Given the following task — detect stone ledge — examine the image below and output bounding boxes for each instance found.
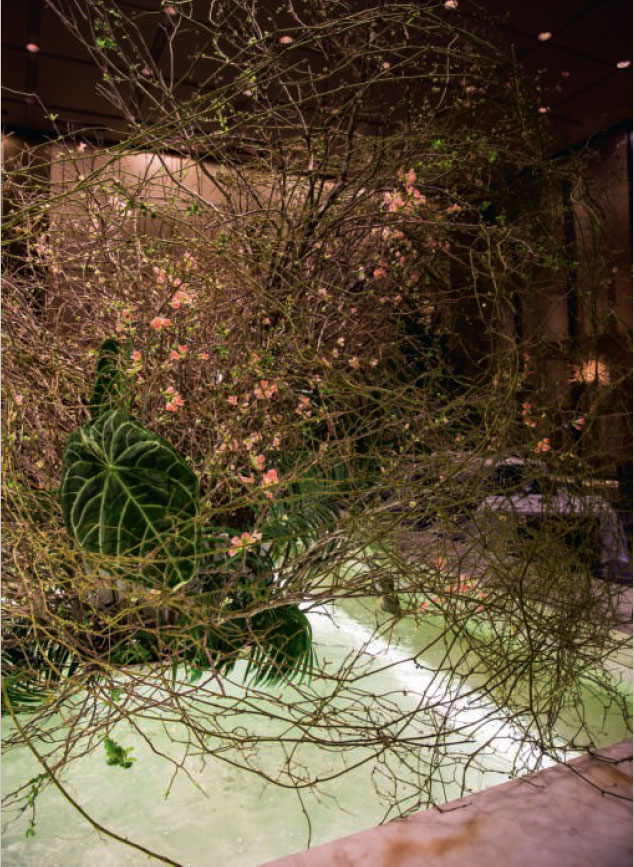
[261,739,633,867]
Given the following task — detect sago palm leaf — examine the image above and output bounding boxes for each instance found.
[244,605,314,686]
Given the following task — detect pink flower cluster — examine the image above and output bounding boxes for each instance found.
[164,386,184,412]
[383,170,426,215]
[151,316,171,331]
[229,531,262,557]
[169,288,195,309]
[261,468,278,499]
[521,401,537,428]
[254,379,278,400]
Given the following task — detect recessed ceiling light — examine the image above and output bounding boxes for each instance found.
[537,32,552,42]
[25,43,40,53]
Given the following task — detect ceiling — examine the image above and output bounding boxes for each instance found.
[2,0,632,150]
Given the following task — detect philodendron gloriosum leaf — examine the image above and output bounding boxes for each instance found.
[60,409,200,589]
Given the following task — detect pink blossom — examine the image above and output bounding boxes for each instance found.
[571,417,585,431]
[254,454,266,469]
[14,394,24,405]
[279,35,294,44]
[170,349,180,360]
[153,266,167,284]
[169,288,194,309]
[238,474,255,485]
[373,266,387,279]
[165,392,184,411]
[534,438,551,453]
[200,352,209,360]
[229,530,262,557]
[348,356,360,370]
[150,316,171,331]
[227,395,238,406]
[130,350,141,362]
[262,468,278,486]
[403,168,417,185]
[255,380,278,399]
[537,32,552,41]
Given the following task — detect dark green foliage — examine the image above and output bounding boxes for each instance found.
[2,666,52,715]
[89,338,126,420]
[103,736,135,768]
[60,408,200,589]
[245,606,314,686]
[1,637,75,714]
[264,463,343,568]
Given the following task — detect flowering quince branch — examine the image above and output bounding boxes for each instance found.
[228,531,262,557]
[4,2,630,861]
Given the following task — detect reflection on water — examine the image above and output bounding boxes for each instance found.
[2,599,631,867]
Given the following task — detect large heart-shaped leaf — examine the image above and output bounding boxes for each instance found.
[60,409,200,589]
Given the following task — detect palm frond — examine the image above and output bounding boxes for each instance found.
[263,462,344,568]
[244,605,314,686]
